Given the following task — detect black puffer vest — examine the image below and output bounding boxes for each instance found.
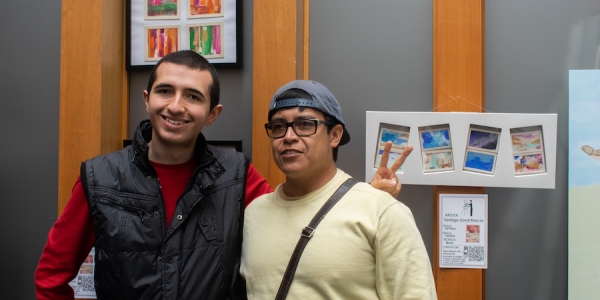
[81,120,247,299]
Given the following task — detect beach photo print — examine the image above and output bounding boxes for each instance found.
[422,149,454,172]
[374,123,410,172]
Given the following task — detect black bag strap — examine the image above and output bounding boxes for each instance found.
[275,177,358,300]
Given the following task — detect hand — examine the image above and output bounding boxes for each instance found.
[370,142,413,198]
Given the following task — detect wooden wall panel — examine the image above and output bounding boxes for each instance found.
[252,0,308,187]
[58,0,126,214]
[433,0,485,299]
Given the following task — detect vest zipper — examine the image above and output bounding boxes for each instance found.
[97,198,149,222]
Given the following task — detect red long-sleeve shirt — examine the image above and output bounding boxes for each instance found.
[34,161,273,299]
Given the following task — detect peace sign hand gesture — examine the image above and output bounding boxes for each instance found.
[370,141,413,198]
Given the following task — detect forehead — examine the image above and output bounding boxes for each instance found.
[270,107,324,120]
[154,62,212,91]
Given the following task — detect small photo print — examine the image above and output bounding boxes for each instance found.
[511,130,544,153]
[83,254,94,264]
[466,224,480,243]
[514,153,546,174]
[145,26,179,61]
[464,150,497,174]
[79,265,94,275]
[422,150,454,172]
[189,0,224,18]
[374,124,410,170]
[145,0,180,20]
[188,23,224,58]
[420,126,451,150]
[467,128,500,152]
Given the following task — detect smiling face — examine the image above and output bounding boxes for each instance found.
[270,107,343,183]
[144,62,222,158]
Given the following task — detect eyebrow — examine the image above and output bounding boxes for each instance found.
[153,83,206,99]
[153,83,173,90]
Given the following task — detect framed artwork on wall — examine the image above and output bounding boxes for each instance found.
[127,0,242,70]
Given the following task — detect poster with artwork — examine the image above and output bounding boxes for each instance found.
[439,194,488,269]
[128,0,241,68]
[68,248,96,298]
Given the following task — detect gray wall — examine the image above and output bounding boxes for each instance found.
[0,0,61,299]
[310,1,600,300]
[5,0,598,298]
[309,0,435,258]
[129,1,255,159]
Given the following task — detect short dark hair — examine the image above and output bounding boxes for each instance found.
[146,50,220,110]
[273,88,340,162]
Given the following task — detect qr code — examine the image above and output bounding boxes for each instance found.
[78,276,95,292]
[464,246,484,262]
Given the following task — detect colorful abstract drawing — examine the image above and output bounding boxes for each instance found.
[514,153,545,174]
[422,150,454,172]
[146,0,179,19]
[188,23,224,58]
[466,225,480,243]
[464,150,496,174]
[511,130,544,153]
[468,129,499,151]
[420,128,451,150]
[146,27,179,61]
[189,0,223,18]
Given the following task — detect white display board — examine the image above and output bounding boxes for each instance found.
[365,112,557,189]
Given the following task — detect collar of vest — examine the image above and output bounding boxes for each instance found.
[131,120,214,175]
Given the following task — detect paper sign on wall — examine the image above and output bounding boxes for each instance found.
[439,194,488,269]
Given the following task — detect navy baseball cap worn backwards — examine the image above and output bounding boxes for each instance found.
[269,80,351,145]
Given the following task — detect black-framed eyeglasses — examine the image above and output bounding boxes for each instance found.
[264,119,331,139]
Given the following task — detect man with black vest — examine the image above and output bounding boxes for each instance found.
[34,51,407,299]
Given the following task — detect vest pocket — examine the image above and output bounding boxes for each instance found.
[197,199,222,242]
[98,198,151,223]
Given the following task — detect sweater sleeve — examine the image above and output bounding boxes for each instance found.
[375,202,437,300]
[34,176,96,300]
[244,163,273,207]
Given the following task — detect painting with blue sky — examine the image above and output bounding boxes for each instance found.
[569,70,600,188]
[375,125,409,170]
[420,127,451,150]
[568,69,600,300]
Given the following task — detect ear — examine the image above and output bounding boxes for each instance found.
[143,90,150,113]
[205,104,223,126]
[329,124,344,148]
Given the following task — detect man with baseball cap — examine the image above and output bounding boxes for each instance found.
[240,80,437,299]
